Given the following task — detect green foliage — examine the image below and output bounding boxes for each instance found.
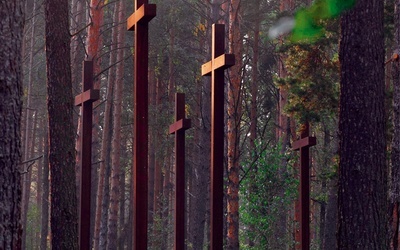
[148,194,174,250]
[276,29,340,124]
[26,203,41,249]
[239,142,297,249]
[291,0,356,41]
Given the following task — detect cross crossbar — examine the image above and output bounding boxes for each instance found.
[292,136,316,150]
[127,4,156,31]
[75,89,100,106]
[169,119,191,134]
[201,54,235,76]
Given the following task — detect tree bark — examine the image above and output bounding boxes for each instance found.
[107,1,125,248]
[276,1,295,248]
[94,2,118,248]
[21,2,37,247]
[247,0,261,246]
[0,1,24,248]
[227,0,242,248]
[338,0,388,248]
[188,12,211,247]
[40,123,50,250]
[44,0,79,247]
[36,118,44,247]
[391,1,400,249]
[323,178,337,250]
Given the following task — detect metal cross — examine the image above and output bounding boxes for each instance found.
[74,60,100,250]
[169,93,191,250]
[201,23,235,249]
[292,122,316,250]
[127,1,156,249]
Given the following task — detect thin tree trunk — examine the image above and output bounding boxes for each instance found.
[107,1,125,248]
[72,0,86,201]
[93,2,117,248]
[323,177,337,250]
[118,169,126,250]
[161,159,172,249]
[227,0,242,248]
[40,122,50,250]
[22,111,37,248]
[151,75,165,249]
[148,67,156,228]
[189,23,211,250]
[36,118,44,248]
[247,0,260,245]
[99,140,112,249]
[21,2,37,247]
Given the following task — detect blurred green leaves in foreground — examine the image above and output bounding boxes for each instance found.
[269,0,356,42]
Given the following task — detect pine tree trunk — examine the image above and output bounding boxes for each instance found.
[71,0,85,192]
[148,67,156,228]
[391,1,400,249]
[99,145,112,249]
[323,178,337,250]
[247,0,260,245]
[71,0,85,94]
[22,112,37,248]
[40,122,50,250]
[118,169,126,250]
[319,122,331,250]
[0,1,24,248]
[94,2,117,248]
[44,0,79,247]
[21,2,37,247]
[338,0,388,248]
[189,16,211,247]
[227,1,242,249]
[36,118,44,248]
[107,1,125,248]
[276,1,295,248]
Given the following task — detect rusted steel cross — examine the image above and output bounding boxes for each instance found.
[292,122,316,250]
[202,23,235,249]
[169,93,191,250]
[74,60,100,250]
[127,1,156,249]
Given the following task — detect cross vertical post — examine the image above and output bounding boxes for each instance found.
[127,1,156,249]
[201,23,235,249]
[292,122,316,250]
[169,93,191,250]
[74,60,100,250]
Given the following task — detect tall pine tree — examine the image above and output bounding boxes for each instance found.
[338,0,388,248]
[44,0,78,247]
[0,0,25,248]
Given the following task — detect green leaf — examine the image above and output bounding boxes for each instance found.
[290,8,323,42]
[290,0,356,42]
